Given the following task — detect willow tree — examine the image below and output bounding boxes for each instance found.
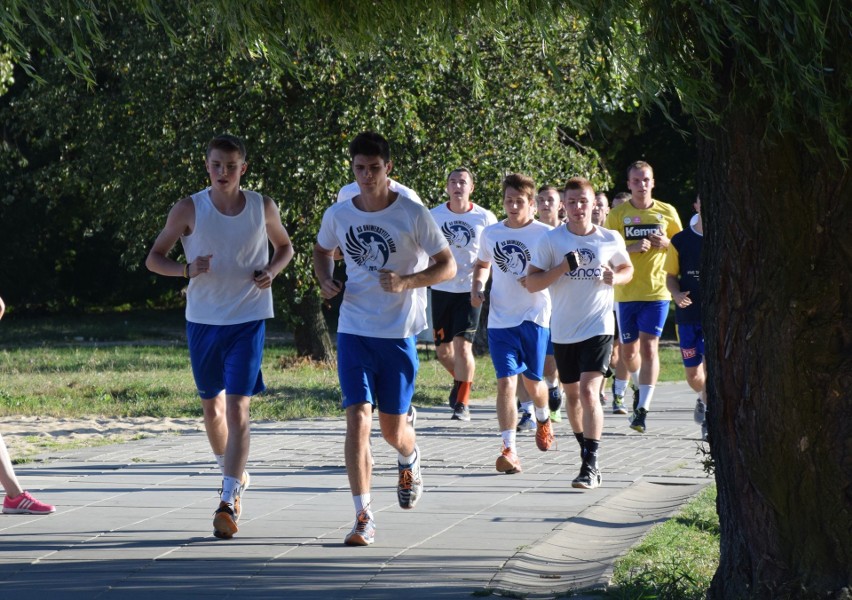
[3,1,850,597]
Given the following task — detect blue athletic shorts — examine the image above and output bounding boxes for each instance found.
[617,301,669,343]
[675,323,705,368]
[186,320,266,399]
[487,321,549,380]
[337,333,418,415]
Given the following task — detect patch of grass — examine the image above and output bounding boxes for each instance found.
[609,485,719,599]
[0,312,684,421]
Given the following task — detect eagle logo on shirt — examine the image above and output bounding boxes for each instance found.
[441,221,474,249]
[345,226,395,271]
[493,241,528,276]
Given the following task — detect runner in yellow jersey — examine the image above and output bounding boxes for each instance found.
[604,161,682,433]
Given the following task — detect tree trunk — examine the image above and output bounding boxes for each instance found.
[291,289,336,362]
[700,112,852,598]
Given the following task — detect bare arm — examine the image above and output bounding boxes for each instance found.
[608,262,634,286]
[254,196,295,289]
[0,295,5,320]
[145,198,208,278]
[313,243,344,299]
[666,273,691,307]
[379,247,456,293]
[470,260,491,307]
[526,259,571,293]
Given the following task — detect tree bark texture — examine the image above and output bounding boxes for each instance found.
[290,289,336,362]
[700,112,851,598]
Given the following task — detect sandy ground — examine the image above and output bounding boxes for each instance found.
[0,416,205,458]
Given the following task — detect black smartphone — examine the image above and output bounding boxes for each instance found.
[565,251,579,271]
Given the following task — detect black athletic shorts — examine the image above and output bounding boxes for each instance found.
[553,335,613,384]
[431,289,481,346]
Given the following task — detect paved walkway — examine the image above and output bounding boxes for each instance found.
[0,382,711,599]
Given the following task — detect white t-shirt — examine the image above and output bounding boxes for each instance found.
[337,179,423,205]
[532,224,630,344]
[180,188,274,325]
[317,195,447,338]
[430,202,498,293]
[478,220,552,329]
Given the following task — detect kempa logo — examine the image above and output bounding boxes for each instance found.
[493,239,530,275]
[441,221,475,248]
[624,224,662,240]
[345,225,397,271]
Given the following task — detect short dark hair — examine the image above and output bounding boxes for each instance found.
[349,132,391,162]
[537,185,559,195]
[448,167,475,184]
[502,173,536,201]
[207,134,246,159]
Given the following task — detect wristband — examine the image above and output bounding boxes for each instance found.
[184,263,190,279]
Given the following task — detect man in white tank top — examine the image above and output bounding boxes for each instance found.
[146,134,294,540]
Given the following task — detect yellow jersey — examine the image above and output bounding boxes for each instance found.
[604,199,683,302]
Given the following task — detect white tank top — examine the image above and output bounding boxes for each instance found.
[180,188,274,325]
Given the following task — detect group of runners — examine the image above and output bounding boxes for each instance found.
[1,131,706,550]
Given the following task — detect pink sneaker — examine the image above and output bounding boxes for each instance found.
[3,491,56,515]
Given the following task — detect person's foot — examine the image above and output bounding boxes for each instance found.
[630,407,648,433]
[344,509,376,546]
[213,502,239,539]
[451,403,470,421]
[495,446,522,474]
[448,381,460,409]
[535,418,555,451]
[516,411,535,432]
[547,386,563,412]
[397,446,423,510]
[632,385,639,412]
[571,462,602,490]
[2,491,55,515]
[407,404,418,429]
[612,395,628,415]
[232,470,250,522]
[693,397,706,425]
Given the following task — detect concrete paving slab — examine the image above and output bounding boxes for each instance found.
[1,382,711,598]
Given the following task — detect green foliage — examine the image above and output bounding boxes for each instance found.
[0,7,607,313]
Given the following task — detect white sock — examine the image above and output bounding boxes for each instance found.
[398,446,417,465]
[613,378,628,397]
[630,370,640,388]
[520,400,533,415]
[214,454,225,473]
[638,384,656,411]
[546,376,559,389]
[534,406,550,422]
[501,429,516,451]
[220,475,239,504]
[354,493,372,515]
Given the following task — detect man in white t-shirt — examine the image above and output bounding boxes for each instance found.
[313,132,455,547]
[146,134,294,539]
[472,173,555,475]
[527,177,632,490]
[430,168,497,421]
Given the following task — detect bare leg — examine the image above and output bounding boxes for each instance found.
[345,403,373,496]
[0,433,23,498]
[223,394,251,478]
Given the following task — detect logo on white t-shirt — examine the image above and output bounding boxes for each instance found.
[345,225,398,271]
[493,240,530,276]
[441,221,475,249]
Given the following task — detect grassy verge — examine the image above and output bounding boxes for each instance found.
[607,485,719,599]
[0,310,685,421]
